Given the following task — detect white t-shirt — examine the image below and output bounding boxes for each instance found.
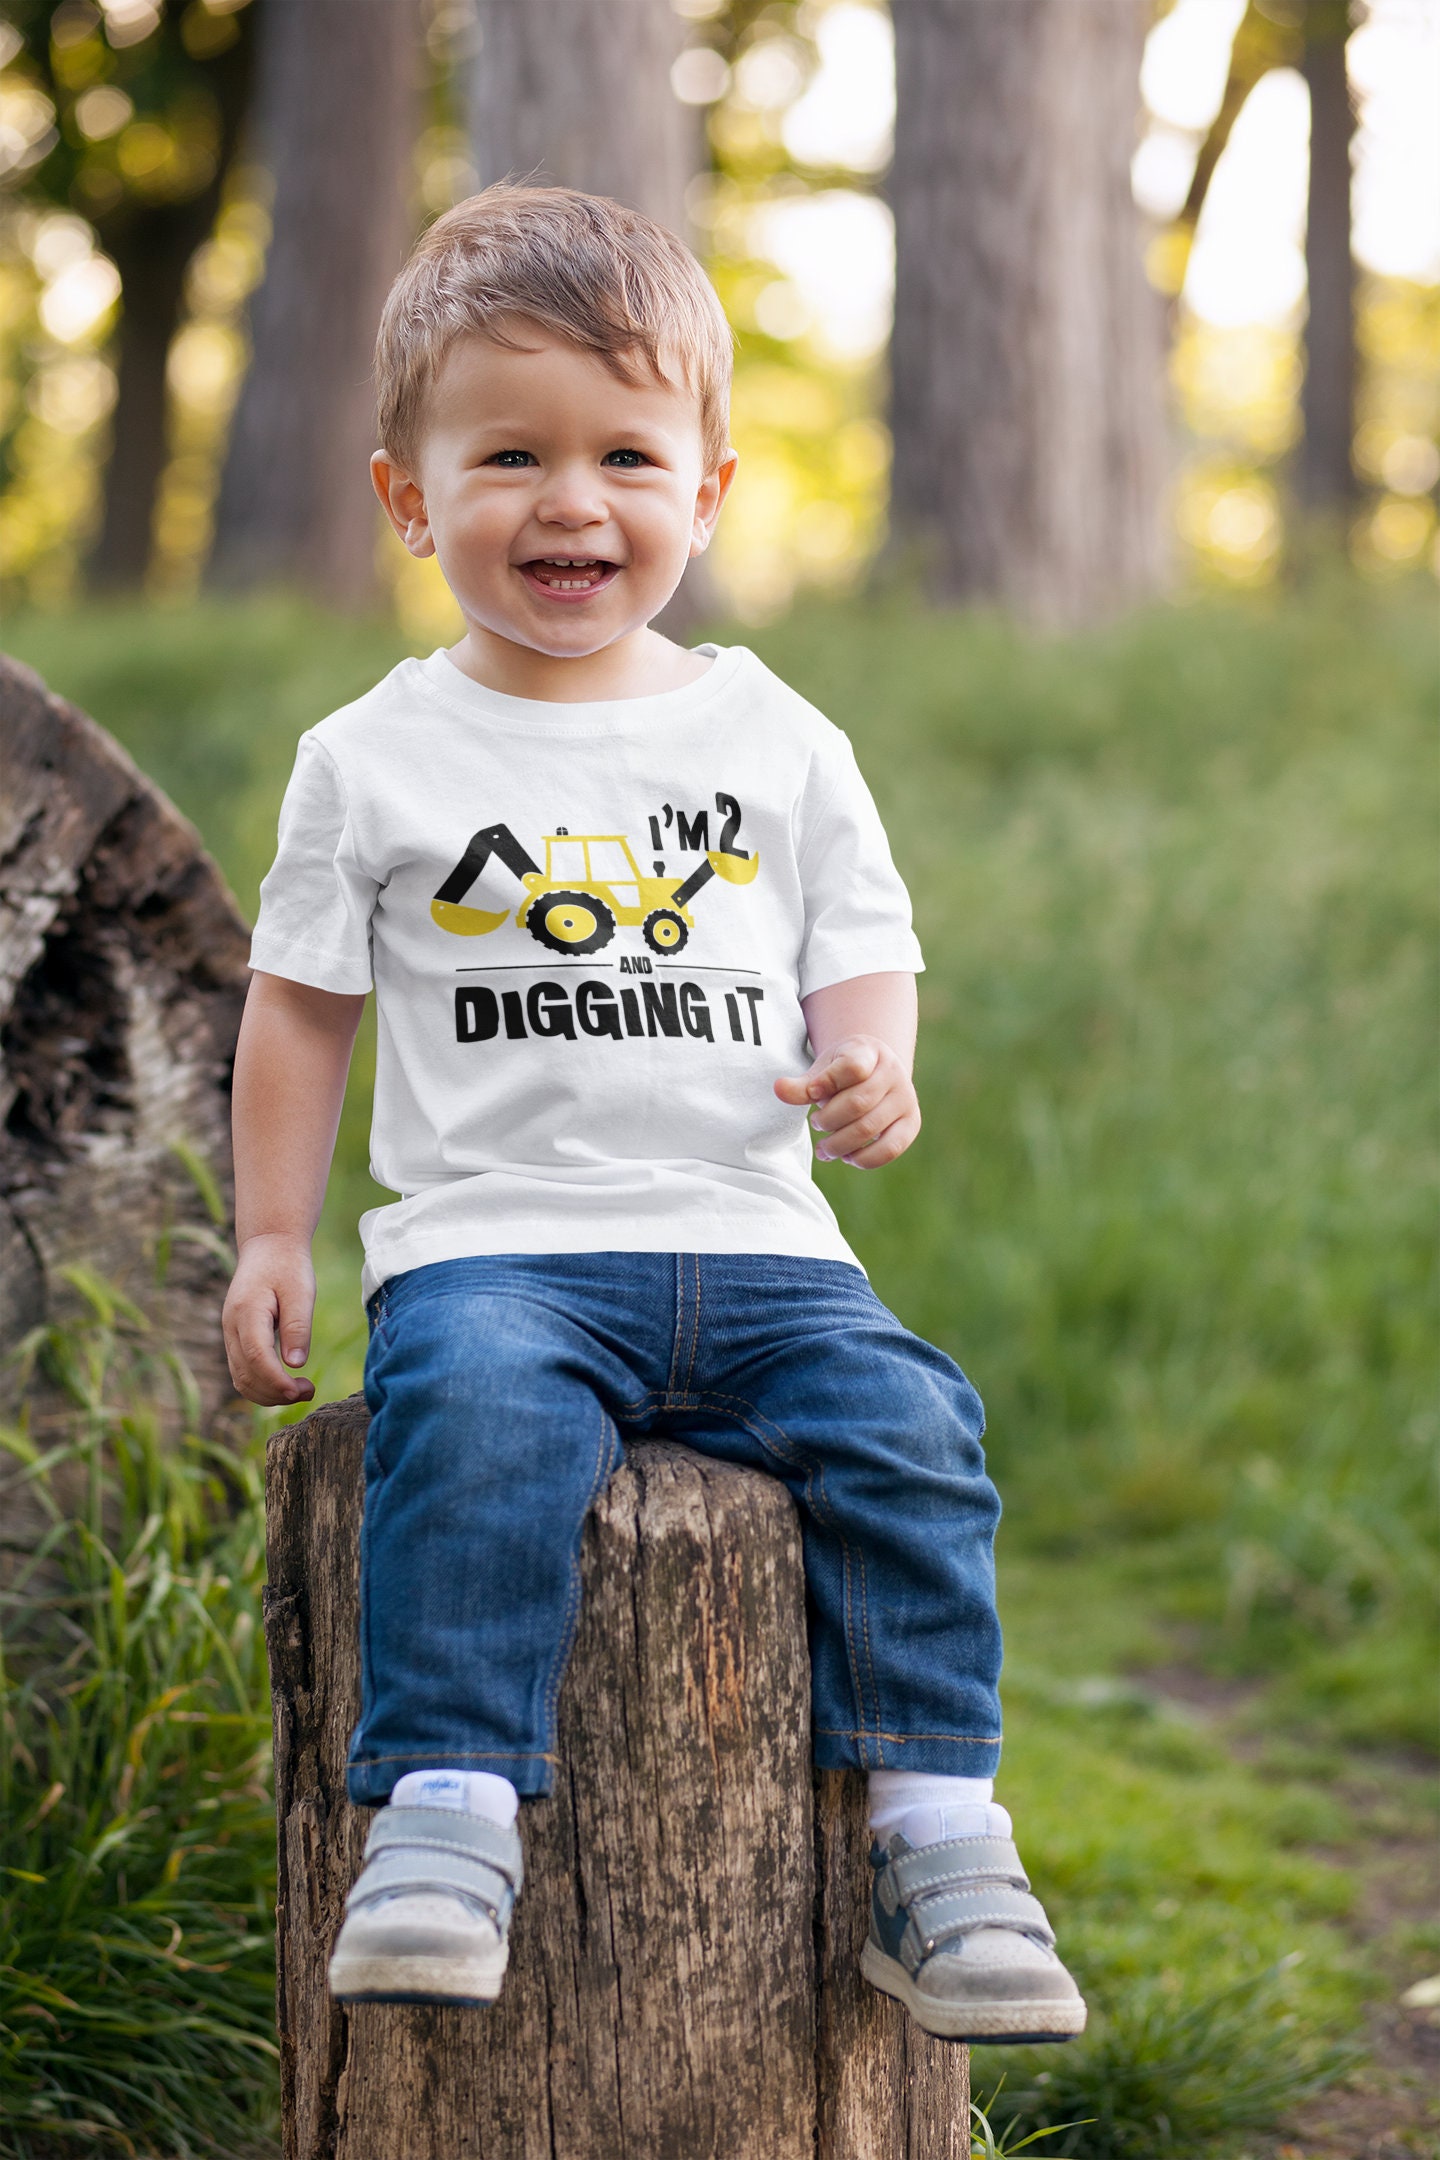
[250,644,923,1298]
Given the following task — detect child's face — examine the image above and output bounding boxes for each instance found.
[374,330,735,660]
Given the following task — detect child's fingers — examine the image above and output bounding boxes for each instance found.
[807,1041,881,1099]
[276,1279,314,1370]
[808,1072,890,1136]
[813,1076,920,1160]
[224,1268,316,1406]
[775,1063,844,1106]
[829,1109,922,1170]
[230,1309,315,1405]
[775,1040,883,1109]
[813,1102,899,1161]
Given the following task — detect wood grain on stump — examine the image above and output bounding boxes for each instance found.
[0,652,249,1415]
[266,1396,970,2158]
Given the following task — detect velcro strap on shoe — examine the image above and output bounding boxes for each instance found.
[890,1836,1030,1905]
[345,1842,518,1925]
[907,1883,1055,1959]
[364,1807,523,1893]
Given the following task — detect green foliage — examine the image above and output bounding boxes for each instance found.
[0,0,253,232]
[765,580,1437,1749]
[971,2085,1094,2158]
[0,1273,277,2156]
[964,1634,1403,2159]
[2,580,1433,2152]
[975,1966,1349,2159]
[8,580,1435,1747]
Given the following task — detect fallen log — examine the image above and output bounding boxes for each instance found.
[0,652,249,1416]
[266,1397,971,2158]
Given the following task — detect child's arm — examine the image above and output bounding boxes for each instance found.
[774,971,921,1169]
[223,973,366,1406]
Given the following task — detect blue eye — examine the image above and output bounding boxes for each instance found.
[604,448,647,468]
[487,450,535,467]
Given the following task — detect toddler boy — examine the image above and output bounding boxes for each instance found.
[224,185,1084,2044]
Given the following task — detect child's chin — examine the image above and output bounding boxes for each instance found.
[519,603,655,655]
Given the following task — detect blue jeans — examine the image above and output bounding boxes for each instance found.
[347,1253,1003,1804]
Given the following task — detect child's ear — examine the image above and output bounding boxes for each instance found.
[372,450,435,558]
[689,449,739,558]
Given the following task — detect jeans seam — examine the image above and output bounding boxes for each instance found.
[538,1396,617,1752]
[685,1254,701,1396]
[814,1728,1004,1744]
[354,1415,387,1759]
[662,1383,883,1764]
[666,1254,686,1399]
[856,1547,884,1767]
[353,1748,561,1764]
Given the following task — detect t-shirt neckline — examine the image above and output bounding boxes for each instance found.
[413,643,748,738]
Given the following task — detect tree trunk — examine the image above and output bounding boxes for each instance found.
[88,212,210,591]
[888,0,1165,627]
[209,0,420,608]
[87,19,254,592]
[0,654,249,1420]
[1299,1,1357,513]
[265,1400,971,2158]
[466,0,713,636]
[468,0,695,229]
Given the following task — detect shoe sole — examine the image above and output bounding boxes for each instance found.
[328,1950,506,2006]
[860,1941,1087,2043]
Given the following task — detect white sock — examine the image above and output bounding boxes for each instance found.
[390,1768,519,1828]
[867,1770,1010,1849]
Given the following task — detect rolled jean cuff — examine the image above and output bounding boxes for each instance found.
[347,1747,559,1806]
[812,1730,1003,1778]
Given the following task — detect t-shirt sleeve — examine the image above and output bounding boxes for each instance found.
[248,734,376,994]
[796,736,924,998]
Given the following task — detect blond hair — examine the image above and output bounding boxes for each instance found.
[375,184,733,470]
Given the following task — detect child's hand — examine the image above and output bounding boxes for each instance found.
[223,1233,318,1406]
[774,1035,921,1169]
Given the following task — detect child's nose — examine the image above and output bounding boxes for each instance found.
[535,465,609,529]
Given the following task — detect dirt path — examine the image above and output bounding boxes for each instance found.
[1140,1669,1439,2160]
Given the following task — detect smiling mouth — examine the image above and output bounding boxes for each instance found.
[520,557,620,595]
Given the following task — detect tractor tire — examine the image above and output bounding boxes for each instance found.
[526,890,616,955]
[643,908,689,956]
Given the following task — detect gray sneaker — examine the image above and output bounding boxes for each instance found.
[327,1806,523,2006]
[860,1830,1087,2043]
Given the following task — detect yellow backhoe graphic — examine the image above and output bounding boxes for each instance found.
[432,818,758,958]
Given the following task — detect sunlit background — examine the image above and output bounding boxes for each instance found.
[0,0,1435,624]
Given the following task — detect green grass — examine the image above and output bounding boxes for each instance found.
[768,586,1437,1753]
[0,1274,278,2156]
[11,582,1430,1746]
[4,579,1435,2154]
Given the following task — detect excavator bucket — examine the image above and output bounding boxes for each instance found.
[705,848,760,885]
[431,899,510,936]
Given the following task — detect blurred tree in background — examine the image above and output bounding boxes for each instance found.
[467,0,695,227]
[0,0,253,589]
[1165,0,1361,522]
[888,0,1165,625]
[0,0,1434,614]
[207,0,418,607]
[462,0,707,624]
[1298,0,1360,514]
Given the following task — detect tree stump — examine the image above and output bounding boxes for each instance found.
[0,653,249,1414]
[266,1397,971,2158]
